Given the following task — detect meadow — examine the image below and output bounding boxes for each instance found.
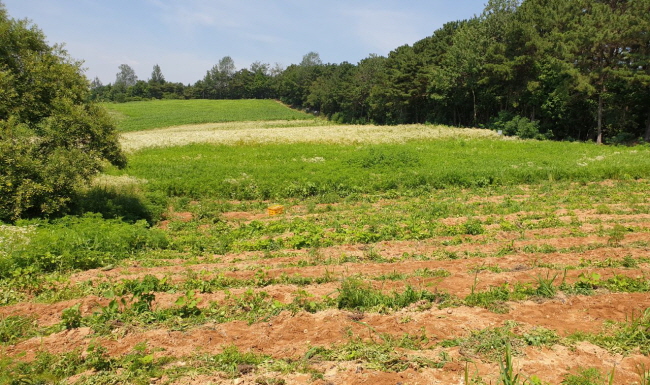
[1,100,650,385]
[114,138,650,200]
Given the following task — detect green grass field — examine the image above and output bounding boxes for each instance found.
[103,99,314,132]
[112,139,650,199]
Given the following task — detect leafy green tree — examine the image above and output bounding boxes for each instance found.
[352,54,387,123]
[90,76,103,89]
[565,0,648,143]
[379,44,430,123]
[300,51,323,67]
[147,64,165,99]
[115,63,138,88]
[276,52,325,107]
[422,21,466,125]
[0,3,126,221]
[306,62,356,118]
[201,56,237,99]
[248,61,273,99]
[150,64,165,84]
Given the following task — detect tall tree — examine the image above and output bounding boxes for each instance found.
[276,52,324,107]
[115,64,137,88]
[440,17,489,125]
[300,51,322,67]
[249,61,273,99]
[90,76,103,89]
[218,56,236,78]
[150,64,165,84]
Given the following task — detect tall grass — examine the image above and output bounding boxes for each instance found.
[111,139,650,199]
[104,99,314,132]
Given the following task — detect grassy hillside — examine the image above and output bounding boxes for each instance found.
[103,99,314,132]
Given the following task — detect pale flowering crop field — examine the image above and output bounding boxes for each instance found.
[119,120,503,152]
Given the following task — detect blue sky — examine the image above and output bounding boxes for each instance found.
[4,1,487,85]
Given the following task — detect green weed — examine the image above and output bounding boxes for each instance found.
[561,367,611,385]
[115,140,650,201]
[61,304,82,330]
[533,272,558,298]
[458,322,524,362]
[305,333,444,372]
[198,345,268,378]
[0,315,39,345]
[336,278,448,312]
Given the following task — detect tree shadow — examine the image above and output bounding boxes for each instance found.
[73,187,165,225]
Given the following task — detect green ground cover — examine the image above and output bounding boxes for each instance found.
[103,99,314,132]
[111,139,650,199]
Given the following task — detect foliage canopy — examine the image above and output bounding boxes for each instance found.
[0,3,126,221]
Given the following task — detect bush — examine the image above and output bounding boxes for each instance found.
[607,132,637,145]
[0,5,125,222]
[486,111,549,140]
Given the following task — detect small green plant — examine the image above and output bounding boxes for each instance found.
[635,363,650,385]
[465,282,532,313]
[464,361,487,384]
[61,304,82,330]
[255,377,286,385]
[305,334,442,372]
[561,367,606,385]
[289,290,330,314]
[122,342,158,376]
[414,267,451,277]
[206,290,285,325]
[621,255,638,268]
[523,327,560,347]
[0,315,38,344]
[459,322,524,362]
[131,291,156,314]
[533,272,558,298]
[206,345,267,378]
[85,343,112,371]
[498,343,526,385]
[463,219,485,235]
[573,273,603,294]
[87,298,123,334]
[336,278,447,312]
[607,224,627,246]
[174,290,201,318]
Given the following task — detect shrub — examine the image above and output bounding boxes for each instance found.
[0,5,125,221]
[486,111,549,140]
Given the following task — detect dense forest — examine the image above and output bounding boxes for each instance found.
[91,0,650,143]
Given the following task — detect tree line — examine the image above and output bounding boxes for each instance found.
[92,0,650,143]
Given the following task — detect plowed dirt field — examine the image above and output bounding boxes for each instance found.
[3,180,650,385]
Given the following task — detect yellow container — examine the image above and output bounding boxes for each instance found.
[268,204,284,216]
